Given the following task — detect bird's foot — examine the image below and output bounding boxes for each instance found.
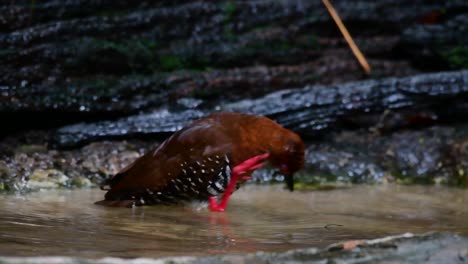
[209,153,269,212]
[209,197,225,212]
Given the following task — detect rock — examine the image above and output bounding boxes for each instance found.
[305,143,387,184]
[382,127,453,183]
[28,169,69,190]
[3,125,468,192]
[447,126,468,187]
[73,142,144,183]
[69,177,93,188]
[0,164,25,193]
[0,137,153,192]
[0,161,12,191]
[0,233,466,263]
[302,125,468,185]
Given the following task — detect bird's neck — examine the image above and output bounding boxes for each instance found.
[232,121,283,164]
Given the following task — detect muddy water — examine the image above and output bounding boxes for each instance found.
[0,185,467,258]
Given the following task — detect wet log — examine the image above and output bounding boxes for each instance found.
[225,70,468,134]
[1,0,465,132]
[50,70,468,149]
[0,58,418,135]
[50,110,206,149]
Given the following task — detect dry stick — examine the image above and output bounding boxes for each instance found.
[322,0,371,74]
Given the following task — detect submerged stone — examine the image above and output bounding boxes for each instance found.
[0,233,465,263]
[28,169,69,190]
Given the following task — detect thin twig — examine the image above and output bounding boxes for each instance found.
[322,0,371,74]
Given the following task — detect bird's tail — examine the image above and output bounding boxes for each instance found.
[99,171,127,191]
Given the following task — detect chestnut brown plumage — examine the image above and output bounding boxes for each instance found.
[95,112,305,211]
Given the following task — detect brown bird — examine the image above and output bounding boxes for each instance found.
[95,112,305,211]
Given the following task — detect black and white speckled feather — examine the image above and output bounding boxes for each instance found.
[132,154,234,206]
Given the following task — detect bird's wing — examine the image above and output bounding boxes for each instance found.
[136,152,234,205]
[99,117,235,205]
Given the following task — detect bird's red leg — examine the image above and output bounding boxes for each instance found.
[210,153,269,212]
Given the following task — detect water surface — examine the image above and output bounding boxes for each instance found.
[0,185,467,258]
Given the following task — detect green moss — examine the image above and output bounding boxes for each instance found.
[159,52,211,72]
[393,172,434,185]
[191,87,222,99]
[0,49,14,57]
[72,37,160,73]
[159,55,185,72]
[302,35,321,50]
[28,169,70,190]
[223,25,236,41]
[78,38,210,72]
[16,144,47,154]
[252,25,270,32]
[443,47,468,70]
[86,78,114,91]
[294,171,347,185]
[448,167,468,187]
[223,1,237,21]
[395,177,415,185]
[307,12,321,22]
[29,0,36,20]
[294,182,350,191]
[69,177,93,188]
[0,161,12,193]
[138,39,158,51]
[221,2,238,41]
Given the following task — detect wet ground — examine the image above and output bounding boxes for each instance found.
[0,184,467,259]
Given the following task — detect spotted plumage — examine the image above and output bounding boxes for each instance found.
[101,152,235,207]
[135,154,233,206]
[96,112,305,210]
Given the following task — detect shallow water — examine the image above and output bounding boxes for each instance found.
[0,185,467,258]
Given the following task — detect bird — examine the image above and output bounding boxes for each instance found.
[95,112,305,212]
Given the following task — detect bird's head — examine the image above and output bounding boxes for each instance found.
[268,131,305,191]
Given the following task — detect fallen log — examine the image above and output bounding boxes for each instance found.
[50,70,468,149]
